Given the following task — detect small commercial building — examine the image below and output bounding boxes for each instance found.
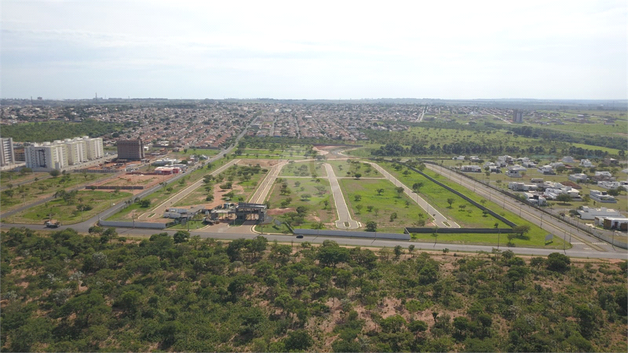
[578,206,622,220]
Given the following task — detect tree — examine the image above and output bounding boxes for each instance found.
[512,224,530,239]
[49,169,61,178]
[354,173,362,180]
[395,186,404,197]
[547,252,570,272]
[412,182,424,193]
[366,221,377,232]
[139,199,151,208]
[284,330,313,351]
[174,230,190,243]
[356,204,363,214]
[354,194,362,202]
[446,198,455,208]
[556,193,572,204]
[393,245,403,260]
[390,212,398,222]
[376,188,385,196]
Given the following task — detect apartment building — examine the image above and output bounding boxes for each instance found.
[25,141,68,169]
[25,136,104,170]
[0,137,15,167]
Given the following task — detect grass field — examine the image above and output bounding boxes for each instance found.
[236,147,313,160]
[376,161,568,248]
[280,161,327,177]
[0,171,50,187]
[326,160,382,178]
[265,177,336,230]
[4,190,132,224]
[339,178,429,233]
[0,173,113,212]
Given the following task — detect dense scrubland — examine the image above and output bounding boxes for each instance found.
[2,227,626,352]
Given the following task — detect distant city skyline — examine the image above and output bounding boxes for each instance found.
[1,0,626,100]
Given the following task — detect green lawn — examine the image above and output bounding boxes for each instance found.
[280,161,327,177]
[266,177,336,229]
[1,173,113,212]
[0,171,50,187]
[326,160,382,178]
[4,190,133,224]
[339,178,429,233]
[378,162,510,228]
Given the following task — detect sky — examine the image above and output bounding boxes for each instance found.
[1,0,627,100]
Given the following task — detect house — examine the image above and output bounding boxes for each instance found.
[577,206,622,220]
[568,173,588,183]
[522,160,537,168]
[496,155,514,167]
[590,190,617,203]
[550,162,565,169]
[580,159,594,168]
[593,171,614,182]
[461,165,482,173]
[469,156,480,162]
[597,181,621,190]
[594,217,628,231]
[544,187,580,200]
[523,192,547,205]
[452,155,465,160]
[508,182,538,191]
[562,156,576,163]
[538,165,555,175]
[506,165,526,178]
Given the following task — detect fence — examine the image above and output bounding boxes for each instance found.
[405,227,514,234]
[98,220,168,229]
[293,229,410,240]
[424,162,628,250]
[87,185,144,190]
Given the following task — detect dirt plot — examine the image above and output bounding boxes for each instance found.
[89,174,175,195]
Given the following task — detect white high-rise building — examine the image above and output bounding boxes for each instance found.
[65,138,88,165]
[0,138,15,167]
[82,136,104,160]
[25,142,68,169]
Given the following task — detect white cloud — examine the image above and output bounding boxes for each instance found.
[1,0,626,99]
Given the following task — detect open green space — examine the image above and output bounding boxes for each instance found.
[167,148,220,160]
[378,162,510,228]
[377,162,568,248]
[4,190,132,224]
[280,161,327,177]
[235,146,315,160]
[263,177,336,230]
[1,172,113,212]
[326,159,382,178]
[0,170,50,187]
[339,178,430,233]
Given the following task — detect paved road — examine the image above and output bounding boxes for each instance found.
[248,161,288,204]
[365,161,458,228]
[425,164,625,254]
[324,163,360,229]
[3,222,625,260]
[138,159,240,220]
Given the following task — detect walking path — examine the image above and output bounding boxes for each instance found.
[365,162,459,228]
[138,159,240,220]
[324,163,360,229]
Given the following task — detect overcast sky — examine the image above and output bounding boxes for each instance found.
[1,0,626,100]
